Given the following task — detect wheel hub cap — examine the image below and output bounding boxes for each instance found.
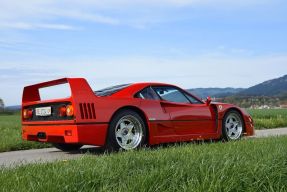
[115,115,143,150]
[225,113,243,140]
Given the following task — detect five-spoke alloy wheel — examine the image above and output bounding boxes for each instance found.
[222,110,244,141]
[115,115,144,150]
[106,109,146,151]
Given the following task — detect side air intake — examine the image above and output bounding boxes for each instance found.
[79,103,96,119]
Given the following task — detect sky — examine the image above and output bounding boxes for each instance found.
[0,0,287,105]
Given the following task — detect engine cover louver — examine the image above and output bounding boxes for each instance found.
[79,103,96,119]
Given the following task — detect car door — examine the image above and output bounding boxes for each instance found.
[152,86,216,135]
[135,87,174,137]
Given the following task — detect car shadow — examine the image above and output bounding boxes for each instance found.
[67,146,106,155]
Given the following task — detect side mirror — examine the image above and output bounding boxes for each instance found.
[206,96,212,106]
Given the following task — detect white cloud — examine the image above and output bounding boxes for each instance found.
[0,0,120,30]
[51,0,270,9]
[1,53,287,105]
[47,10,120,25]
[35,23,78,30]
[0,0,274,30]
[0,22,77,30]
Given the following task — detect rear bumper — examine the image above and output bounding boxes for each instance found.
[22,123,109,146]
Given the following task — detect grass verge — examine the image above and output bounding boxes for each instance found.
[1,137,287,192]
[248,109,287,129]
[0,115,50,152]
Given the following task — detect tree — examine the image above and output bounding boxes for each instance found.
[0,98,4,112]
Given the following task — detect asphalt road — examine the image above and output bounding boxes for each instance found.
[1,128,287,168]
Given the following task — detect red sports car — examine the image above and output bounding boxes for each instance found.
[22,78,254,151]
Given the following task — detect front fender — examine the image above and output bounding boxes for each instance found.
[211,103,255,136]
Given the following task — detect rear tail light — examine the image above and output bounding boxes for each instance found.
[58,105,74,117]
[59,106,67,117]
[66,105,74,117]
[23,109,33,119]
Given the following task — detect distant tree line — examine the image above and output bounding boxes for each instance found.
[217,96,281,108]
[0,98,4,112]
[0,98,16,115]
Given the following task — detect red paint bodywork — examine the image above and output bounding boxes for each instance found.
[22,78,254,146]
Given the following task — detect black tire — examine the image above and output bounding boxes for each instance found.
[53,143,83,152]
[222,110,244,141]
[106,109,147,151]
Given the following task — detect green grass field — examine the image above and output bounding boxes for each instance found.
[248,109,287,129]
[0,109,286,152]
[0,136,287,192]
[0,115,50,153]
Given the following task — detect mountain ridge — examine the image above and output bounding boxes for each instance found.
[188,88,244,99]
[188,74,287,99]
[237,75,287,97]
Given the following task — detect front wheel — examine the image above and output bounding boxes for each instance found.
[106,110,147,151]
[222,110,244,141]
[53,143,83,152]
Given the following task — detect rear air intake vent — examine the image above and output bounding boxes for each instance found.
[79,103,96,119]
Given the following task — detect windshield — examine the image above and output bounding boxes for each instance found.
[94,84,131,97]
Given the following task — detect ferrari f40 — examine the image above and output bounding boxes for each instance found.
[22,78,254,151]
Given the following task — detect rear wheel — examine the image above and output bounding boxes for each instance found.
[106,109,146,151]
[222,110,244,141]
[53,143,83,152]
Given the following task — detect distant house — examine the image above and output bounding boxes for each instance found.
[258,105,271,109]
[280,104,287,109]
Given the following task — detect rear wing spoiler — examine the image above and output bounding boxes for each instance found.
[22,78,95,103]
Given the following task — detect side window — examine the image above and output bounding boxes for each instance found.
[152,86,190,104]
[184,93,203,104]
[135,87,160,100]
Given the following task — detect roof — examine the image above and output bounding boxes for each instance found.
[108,82,176,98]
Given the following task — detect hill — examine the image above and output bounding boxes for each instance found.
[187,88,244,99]
[188,74,287,108]
[188,74,287,99]
[5,105,21,111]
[238,75,287,97]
